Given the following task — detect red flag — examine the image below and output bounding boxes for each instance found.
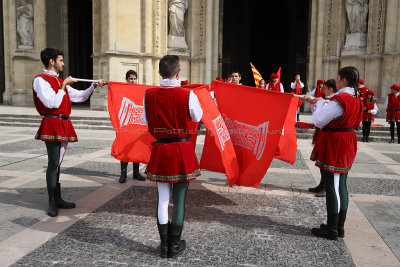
[204,81,293,188]
[193,86,239,186]
[107,82,156,163]
[274,96,300,164]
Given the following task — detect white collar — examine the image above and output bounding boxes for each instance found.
[42,69,59,77]
[335,87,355,96]
[160,79,181,87]
[325,94,334,99]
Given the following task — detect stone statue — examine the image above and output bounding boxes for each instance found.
[16,0,34,49]
[345,0,369,33]
[168,0,188,49]
[344,0,369,48]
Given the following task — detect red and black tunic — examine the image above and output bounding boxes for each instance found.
[33,74,77,142]
[386,93,400,122]
[145,86,200,183]
[311,93,363,173]
[363,99,376,122]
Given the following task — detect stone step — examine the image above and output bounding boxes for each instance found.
[0,121,113,130]
[0,117,112,126]
[0,114,109,121]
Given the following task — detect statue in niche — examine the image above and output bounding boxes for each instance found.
[344,0,369,47]
[168,0,188,49]
[16,0,34,49]
[345,0,369,34]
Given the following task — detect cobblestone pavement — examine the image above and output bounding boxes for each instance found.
[0,117,400,266]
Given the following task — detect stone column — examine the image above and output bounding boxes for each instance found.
[204,0,213,84]
[3,0,46,106]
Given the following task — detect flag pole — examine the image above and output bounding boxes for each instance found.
[71,78,100,83]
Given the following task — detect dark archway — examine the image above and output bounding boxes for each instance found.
[222,0,310,91]
[68,1,93,106]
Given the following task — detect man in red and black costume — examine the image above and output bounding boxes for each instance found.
[143,55,203,258]
[266,73,284,92]
[358,78,368,99]
[33,48,106,217]
[307,79,326,99]
[386,84,400,143]
[362,90,378,142]
[307,66,363,240]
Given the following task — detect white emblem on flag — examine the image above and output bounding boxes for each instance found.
[222,114,269,160]
[118,97,145,127]
[212,114,230,151]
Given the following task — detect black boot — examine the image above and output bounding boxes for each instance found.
[47,187,58,217]
[168,224,186,258]
[55,183,76,208]
[297,113,300,122]
[133,163,146,181]
[338,210,347,238]
[316,189,326,197]
[311,213,338,240]
[390,123,395,143]
[308,184,323,193]
[157,223,169,258]
[119,161,128,183]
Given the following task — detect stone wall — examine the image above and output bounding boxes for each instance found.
[308,0,400,118]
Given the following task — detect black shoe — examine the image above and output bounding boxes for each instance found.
[319,223,344,238]
[168,224,186,258]
[311,225,338,240]
[361,137,366,142]
[316,190,326,197]
[133,163,146,181]
[55,183,76,209]
[119,161,128,183]
[366,138,369,143]
[157,223,169,258]
[47,187,58,217]
[389,139,395,143]
[308,185,323,193]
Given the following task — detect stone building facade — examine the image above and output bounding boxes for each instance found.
[1,0,399,116]
[308,0,400,116]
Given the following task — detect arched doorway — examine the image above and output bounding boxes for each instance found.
[222,0,311,91]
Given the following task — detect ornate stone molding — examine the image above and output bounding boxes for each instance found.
[153,0,162,55]
[325,0,333,56]
[376,0,384,54]
[199,0,205,56]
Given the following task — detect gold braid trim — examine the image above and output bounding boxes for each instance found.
[35,134,78,142]
[146,169,200,182]
[315,160,352,173]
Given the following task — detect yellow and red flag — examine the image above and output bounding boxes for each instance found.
[250,62,263,87]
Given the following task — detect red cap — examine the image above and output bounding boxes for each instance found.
[181,80,189,85]
[270,73,279,79]
[359,78,365,84]
[317,80,325,87]
[215,77,224,82]
[365,90,375,96]
[391,84,400,91]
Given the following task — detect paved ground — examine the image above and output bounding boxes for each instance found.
[0,107,399,266]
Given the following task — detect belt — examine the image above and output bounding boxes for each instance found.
[387,109,400,112]
[156,137,189,143]
[44,114,70,120]
[323,128,354,132]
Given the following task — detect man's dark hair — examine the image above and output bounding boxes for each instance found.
[125,69,138,80]
[40,48,64,68]
[338,66,359,90]
[159,55,180,78]
[231,71,241,78]
[324,79,337,92]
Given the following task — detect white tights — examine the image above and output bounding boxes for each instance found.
[157,183,171,224]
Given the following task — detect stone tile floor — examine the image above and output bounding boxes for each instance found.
[0,123,399,266]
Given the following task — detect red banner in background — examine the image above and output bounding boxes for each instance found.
[203,81,294,188]
[107,82,157,164]
[193,86,239,186]
[274,96,300,165]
